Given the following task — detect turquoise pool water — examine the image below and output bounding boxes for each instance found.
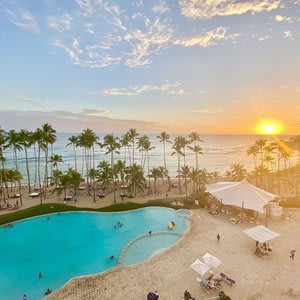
[121,233,182,266]
[0,207,188,300]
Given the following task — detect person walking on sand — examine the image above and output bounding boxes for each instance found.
[217,234,220,242]
[290,250,296,260]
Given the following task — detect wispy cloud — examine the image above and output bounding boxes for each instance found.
[47,13,73,32]
[152,0,170,15]
[258,35,271,41]
[75,0,94,16]
[190,108,223,113]
[2,7,39,33]
[175,27,239,47]
[284,30,293,38]
[80,108,112,117]
[179,0,280,19]
[17,96,48,109]
[53,38,121,68]
[102,82,184,96]
[275,15,294,22]
[124,17,174,67]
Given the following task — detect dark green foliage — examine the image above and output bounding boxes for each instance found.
[190,189,209,208]
[0,201,187,226]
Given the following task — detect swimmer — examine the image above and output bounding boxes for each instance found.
[44,288,52,295]
[110,255,114,259]
[149,231,152,235]
[38,272,43,279]
[23,295,27,300]
[47,216,50,221]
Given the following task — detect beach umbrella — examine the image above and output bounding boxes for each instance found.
[202,253,222,269]
[205,178,278,213]
[243,225,280,243]
[190,259,211,277]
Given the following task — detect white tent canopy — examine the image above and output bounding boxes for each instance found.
[243,225,280,243]
[190,259,211,277]
[205,178,278,213]
[202,253,222,269]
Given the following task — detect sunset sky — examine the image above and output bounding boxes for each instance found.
[0,0,299,134]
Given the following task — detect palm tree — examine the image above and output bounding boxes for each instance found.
[67,167,84,196]
[67,135,79,170]
[115,160,126,188]
[180,165,190,198]
[97,160,113,190]
[88,168,100,203]
[51,169,62,187]
[188,131,203,169]
[247,145,259,169]
[120,133,131,165]
[138,136,155,187]
[0,128,8,200]
[40,123,56,191]
[50,154,63,171]
[101,134,120,203]
[230,163,247,181]
[290,135,300,164]
[5,130,23,205]
[149,167,160,193]
[210,171,220,183]
[79,128,98,186]
[171,136,184,194]
[33,128,44,204]
[127,129,139,165]
[7,169,23,192]
[189,167,201,193]
[125,163,145,196]
[255,139,267,166]
[18,129,34,194]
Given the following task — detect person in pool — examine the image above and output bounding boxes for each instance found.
[45,288,52,295]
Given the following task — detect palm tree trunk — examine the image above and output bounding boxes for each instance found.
[24,147,31,194]
[73,144,77,170]
[14,148,22,205]
[38,145,43,205]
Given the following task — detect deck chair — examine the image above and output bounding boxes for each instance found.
[198,279,213,294]
[219,273,236,285]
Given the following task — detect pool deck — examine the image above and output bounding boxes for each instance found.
[47,208,300,300]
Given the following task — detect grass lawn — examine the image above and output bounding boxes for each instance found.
[0,200,187,226]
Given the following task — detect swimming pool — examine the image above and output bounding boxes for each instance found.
[0,207,189,300]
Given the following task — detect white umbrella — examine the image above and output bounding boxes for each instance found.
[244,225,280,243]
[202,253,222,269]
[190,259,211,277]
[205,178,278,213]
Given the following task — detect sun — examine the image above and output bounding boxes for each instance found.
[255,119,283,135]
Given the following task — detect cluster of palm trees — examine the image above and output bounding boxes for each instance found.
[1,122,299,205]
[244,137,300,195]
[0,124,211,204]
[0,124,57,204]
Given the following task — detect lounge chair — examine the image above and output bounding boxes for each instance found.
[218,273,236,285]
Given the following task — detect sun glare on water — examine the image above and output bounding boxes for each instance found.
[255,119,283,135]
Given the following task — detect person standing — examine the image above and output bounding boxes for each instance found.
[217,234,220,242]
[290,250,296,260]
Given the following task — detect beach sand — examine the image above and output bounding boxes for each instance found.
[1,182,300,299]
[44,208,300,300]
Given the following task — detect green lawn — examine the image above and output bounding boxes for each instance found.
[0,201,185,226]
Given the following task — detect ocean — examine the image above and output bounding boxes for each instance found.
[2,133,297,183]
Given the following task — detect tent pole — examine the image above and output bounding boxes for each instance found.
[241,201,244,223]
[265,204,268,227]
